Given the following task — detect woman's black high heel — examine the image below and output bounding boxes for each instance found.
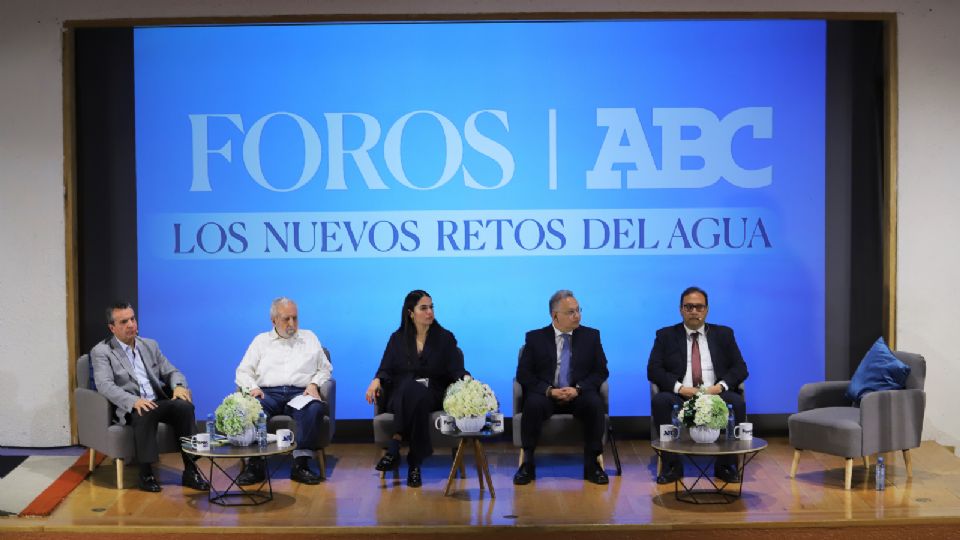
[375,452,400,472]
[407,465,422,487]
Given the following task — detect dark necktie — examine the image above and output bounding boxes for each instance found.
[690,332,703,387]
[558,333,572,388]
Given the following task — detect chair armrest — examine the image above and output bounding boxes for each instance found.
[599,381,609,411]
[513,379,523,413]
[320,378,336,437]
[797,381,851,411]
[860,388,926,455]
[75,387,113,448]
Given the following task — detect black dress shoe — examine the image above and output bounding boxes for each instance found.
[138,474,162,493]
[291,464,322,485]
[375,452,400,472]
[182,469,210,491]
[715,464,740,484]
[406,466,422,488]
[584,462,609,485]
[512,462,536,485]
[236,457,266,486]
[656,463,683,485]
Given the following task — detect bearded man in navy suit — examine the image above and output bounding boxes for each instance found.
[514,290,610,486]
[647,286,749,484]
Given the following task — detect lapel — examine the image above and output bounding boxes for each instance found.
[570,326,582,367]
[544,325,559,362]
[420,327,437,365]
[704,323,718,363]
[109,337,137,381]
[675,324,689,364]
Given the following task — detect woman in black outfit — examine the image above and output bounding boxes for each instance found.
[364,289,467,487]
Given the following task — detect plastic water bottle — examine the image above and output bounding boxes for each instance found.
[256,411,268,448]
[875,456,885,491]
[206,413,216,439]
[726,404,736,441]
[671,404,681,432]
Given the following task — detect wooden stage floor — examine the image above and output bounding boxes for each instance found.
[4,438,960,539]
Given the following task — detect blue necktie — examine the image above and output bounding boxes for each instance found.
[558,333,572,388]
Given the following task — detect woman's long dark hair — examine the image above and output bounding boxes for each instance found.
[399,289,442,363]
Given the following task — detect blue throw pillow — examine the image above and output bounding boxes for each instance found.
[846,337,911,404]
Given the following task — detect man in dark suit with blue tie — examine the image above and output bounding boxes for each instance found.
[647,286,749,484]
[514,290,610,485]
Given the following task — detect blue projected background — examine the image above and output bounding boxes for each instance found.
[134,20,825,420]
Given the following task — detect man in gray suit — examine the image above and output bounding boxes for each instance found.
[91,302,209,493]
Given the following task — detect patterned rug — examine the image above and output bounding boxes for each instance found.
[0,450,103,516]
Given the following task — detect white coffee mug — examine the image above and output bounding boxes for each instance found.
[734,422,753,441]
[489,412,504,433]
[276,428,295,449]
[659,424,680,442]
[434,414,456,434]
[191,432,211,452]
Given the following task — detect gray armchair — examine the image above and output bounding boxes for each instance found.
[243,346,336,479]
[371,347,464,478]
[75,354,180,489]
[512,346,621,475]
[787,350,926,489]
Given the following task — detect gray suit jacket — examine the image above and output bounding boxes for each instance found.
[90,336,188,426]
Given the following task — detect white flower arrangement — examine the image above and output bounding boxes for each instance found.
[680,390,729,430]
[442,377,499,418]
[214,392,263,436]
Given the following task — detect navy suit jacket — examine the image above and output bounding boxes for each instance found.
[646,322,748,393]
[516,324,609,397]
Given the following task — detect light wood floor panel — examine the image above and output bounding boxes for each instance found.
[4,438,960,535]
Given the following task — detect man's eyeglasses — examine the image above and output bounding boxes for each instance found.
[681,303,707,312]
[558,308,582,317]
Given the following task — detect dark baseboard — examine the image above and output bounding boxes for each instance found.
[329,414,791,444]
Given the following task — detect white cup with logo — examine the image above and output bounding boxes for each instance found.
[434,414,456,434]
[734,422,753,441]
[659,424,680,442]
[191,432,211,452]
[276,428,295,449]
[489,412,504,433]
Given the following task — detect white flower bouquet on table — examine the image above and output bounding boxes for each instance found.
[442,377,499,432]
[679,390,730,443]
[215,392,263,445]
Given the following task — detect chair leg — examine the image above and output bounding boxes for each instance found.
[863,455,870,470]
[88,448,95,472]
[903,449,913,477]
[317,449,327,480]
[116,458,124,490]
[844,458,853,490]
[790,449,801,478]
[379,449,386,480]
[607,422,622,475]
[518,448,525,467]
[656,455,662,477]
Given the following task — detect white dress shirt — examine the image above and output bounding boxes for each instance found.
[118,340,157,400]
[235,328,332,391]
[673,325,728,393]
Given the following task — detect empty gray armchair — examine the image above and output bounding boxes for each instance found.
[75,353,180,489]
[787,350,926,489]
